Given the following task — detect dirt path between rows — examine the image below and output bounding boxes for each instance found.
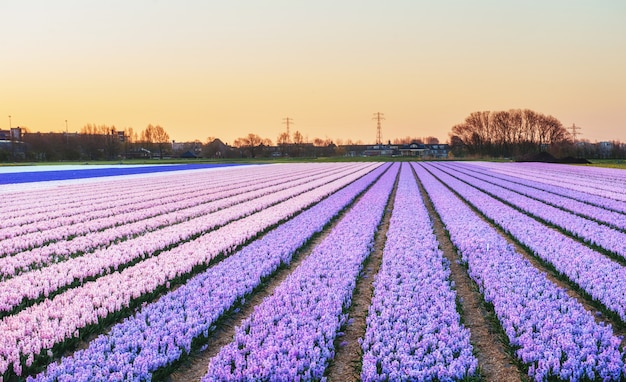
[166,168,395,382]
[413,165,523,382]
[168,161,626,382]
[501,228,626,348]
[325,168,399,382]
[464,197,626,349]
[164,214,350,382]
[425,163,626,348]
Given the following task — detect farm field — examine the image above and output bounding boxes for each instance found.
[1,161,626,381]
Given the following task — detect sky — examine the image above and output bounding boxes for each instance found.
[2,0,625,145]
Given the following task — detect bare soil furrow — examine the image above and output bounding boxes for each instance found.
[325,166,399,382]
[166,167,394,382]
[413,164,523,382]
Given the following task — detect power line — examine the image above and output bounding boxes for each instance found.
[282,117,293,142]
[569,123,582,140]
[373,112,384,144]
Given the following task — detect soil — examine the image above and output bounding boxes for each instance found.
[477,208,626,348]
[165,169,395,382]
[164,217,344,381]
[505,232,626,348]
[167,162,624,382]
[436,162,626,347]
[324,169,399,381]
[514,151,558,163]
[413,165,524,382]
[418,162,626,381]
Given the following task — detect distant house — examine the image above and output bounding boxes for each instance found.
[426,144,449,158]
[340,142,449,158]
[0,127,22,141]
[363,144,396,156]
[180,150,197,159]
[398,143,427,157]
[127,147,151,159]
[0,127,25,159]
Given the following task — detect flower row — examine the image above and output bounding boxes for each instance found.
[0,164,375,315]
[442,162,626,230]
[360,163,477,381]
[0,164,343,255]
[0,164,355,278]
[414,163,624,381]
[433,163,626,259]
[0,164,239,224]
[0,163,382,378]
[0,163,376,312]
[25,163,390,381]
[202,164,399,381]
[474,162,626,202]
[0,164,278,217]
[458,162,626,215]
[423,163,626,322]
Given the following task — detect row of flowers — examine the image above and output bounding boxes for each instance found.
[2,164,347,235]
[415,163,625,381]
[24,163,391,382]
[0,166,241,236]
[458,162,626,215]
[433,163,626,260]
[0,163,275,213]
[443,162,626,230]
[0,165,371,314]
[474,162,626,203]
[424,163,626,323]
[360,163,477,381]
[0,164,357,278]
[0,164,347,257]
[0,164,242,227]
[0,163,382,378]
[202,164,399,381]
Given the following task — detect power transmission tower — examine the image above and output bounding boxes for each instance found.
[282,117,293,142]
[569,123,582,141]
[373,112,384,144]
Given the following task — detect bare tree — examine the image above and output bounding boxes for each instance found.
[424,136,440,145]
[292,130,304,145]
[490,110,510,157]
[392,136,421,145]
[277,132,290,145]
[313,137,333,146]
[291,130,304,157]
[450,109,570,157]
[234,133,268,158]
[79,124,120,160]
[141,124,170,159]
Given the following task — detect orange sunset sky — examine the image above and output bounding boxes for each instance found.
[2,1,625,145]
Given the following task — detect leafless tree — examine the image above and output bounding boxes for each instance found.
[424,136,439,145]
[79,124,121,160]
[450,109,570,157]
[234,133,269,158]
[141,124,170,158]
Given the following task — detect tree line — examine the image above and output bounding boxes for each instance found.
[449,109,570,158]
[7,124,170,161]
[3,110,624,161]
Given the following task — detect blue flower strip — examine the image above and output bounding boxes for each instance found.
[25,164,388,381]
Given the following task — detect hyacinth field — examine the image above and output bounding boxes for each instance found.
[1,161,626,381]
